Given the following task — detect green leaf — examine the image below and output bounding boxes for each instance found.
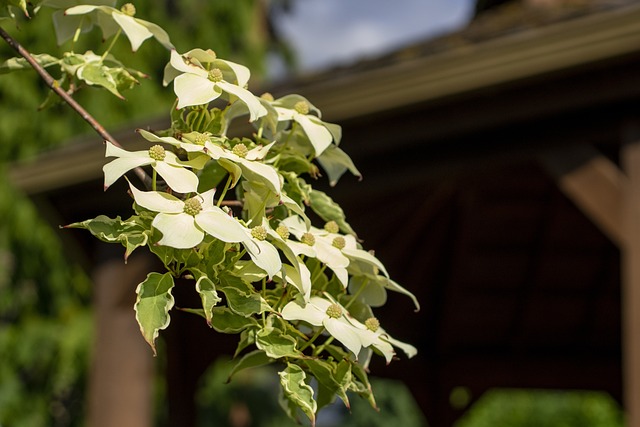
[278,363,317,425]
[226,349,274,383]
[256,323,301,359]
[304,358,350,409]
[217,157,242,188]
[197,159,227,193]
[308,189,355,236]
[65,215,148,260]
[210,307,258,334]
[134,272,175,355]
[317,144,361,187]
[0,54,60,74]
[219,284,271,317]
[191,269,221,326]
[76,61,124,99]
[350,362,378,410]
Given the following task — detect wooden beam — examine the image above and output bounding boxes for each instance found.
[540,145,625,247]
[622,125,640,427]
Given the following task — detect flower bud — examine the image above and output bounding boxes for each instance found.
[183,197,203,216]
[364,317,380,332]
[276,224,290,240]
[250,225,267,241]
[232,143,249,158]
[301,232,315,246]
[324,221,339,234]
[332,236,346,250]
[208,68,224,83]
[294,101,309,115]
[260,92,274,102]
[148,145,166,161]
[326,303,342,319]
[120,3,136,16]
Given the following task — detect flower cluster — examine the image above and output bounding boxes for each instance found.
[45,6,420,423]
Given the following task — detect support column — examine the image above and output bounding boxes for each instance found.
[622,124,640,427]
[88,248,155,427]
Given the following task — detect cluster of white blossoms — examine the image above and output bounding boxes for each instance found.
[101,47,418,364]
[39,3,421,418]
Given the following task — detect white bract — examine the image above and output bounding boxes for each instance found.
[281,296,364,357]
[63,4,173,51]
[103,141,199,193]
[281,215,350,286]
[241,221,282,279]
[163,49,267,121]
[272,95,337,156]
[128,182,247,249]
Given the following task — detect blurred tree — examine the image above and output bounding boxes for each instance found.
[455,389,624,427]
[0,1,292,426]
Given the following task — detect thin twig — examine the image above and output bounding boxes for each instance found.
[0,26,152,188]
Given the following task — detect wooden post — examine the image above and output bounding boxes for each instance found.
[622,123,640,427]
[88,248,155,427]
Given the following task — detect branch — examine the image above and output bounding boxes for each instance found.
[0,26,152,188]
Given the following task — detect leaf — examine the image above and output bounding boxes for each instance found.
[304,358,350,409]
[65,215,148,260]
[77,61,124,99]
[0,54,60,74]
[217,157,242,188]
[191,269,221,326]
[219,284,271,318]
[226,349,274,383]
[210,307,258,334]
[256,324,301,359]
[350,362,377,410]
[308,189,355,236]
[134,272,175,355]
[317,144,361,187]
[279,363,317,426]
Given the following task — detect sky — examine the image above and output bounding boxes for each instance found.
[273,0,475,72]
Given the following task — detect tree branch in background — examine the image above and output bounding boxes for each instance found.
[0,26,152,188]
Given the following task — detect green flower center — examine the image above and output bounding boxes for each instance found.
[260,92,274,102]
[301,232,315,246]
[364,317,380,332]
[208,68,224,83]
[276,224,290,240]
[193,134,208,145]
[324,221,339,234]
[326,303,342,319]
[294,101,309,115]
[250,225,267,241]
[232,143,249,158]
[148,145,166,161]
[332,236,346,250]
[183,197,202,216]
[120,3,136,16]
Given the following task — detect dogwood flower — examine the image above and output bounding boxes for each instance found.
[272,94,340,156]
[281,296,363,357]
[63,3,173,51]
[242,222,281,279]
[103,141,199,193]
[128,182,246,249]
[163,49,267,121]
[347,316,417,364]
[280,216,350,286]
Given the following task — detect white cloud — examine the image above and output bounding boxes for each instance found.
[275,0,474,71]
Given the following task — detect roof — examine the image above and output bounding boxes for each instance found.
[10,0,640,192]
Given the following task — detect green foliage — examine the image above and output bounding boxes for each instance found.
[455,389,624,427]
[1,2,420,425]
[0,179,92,427]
